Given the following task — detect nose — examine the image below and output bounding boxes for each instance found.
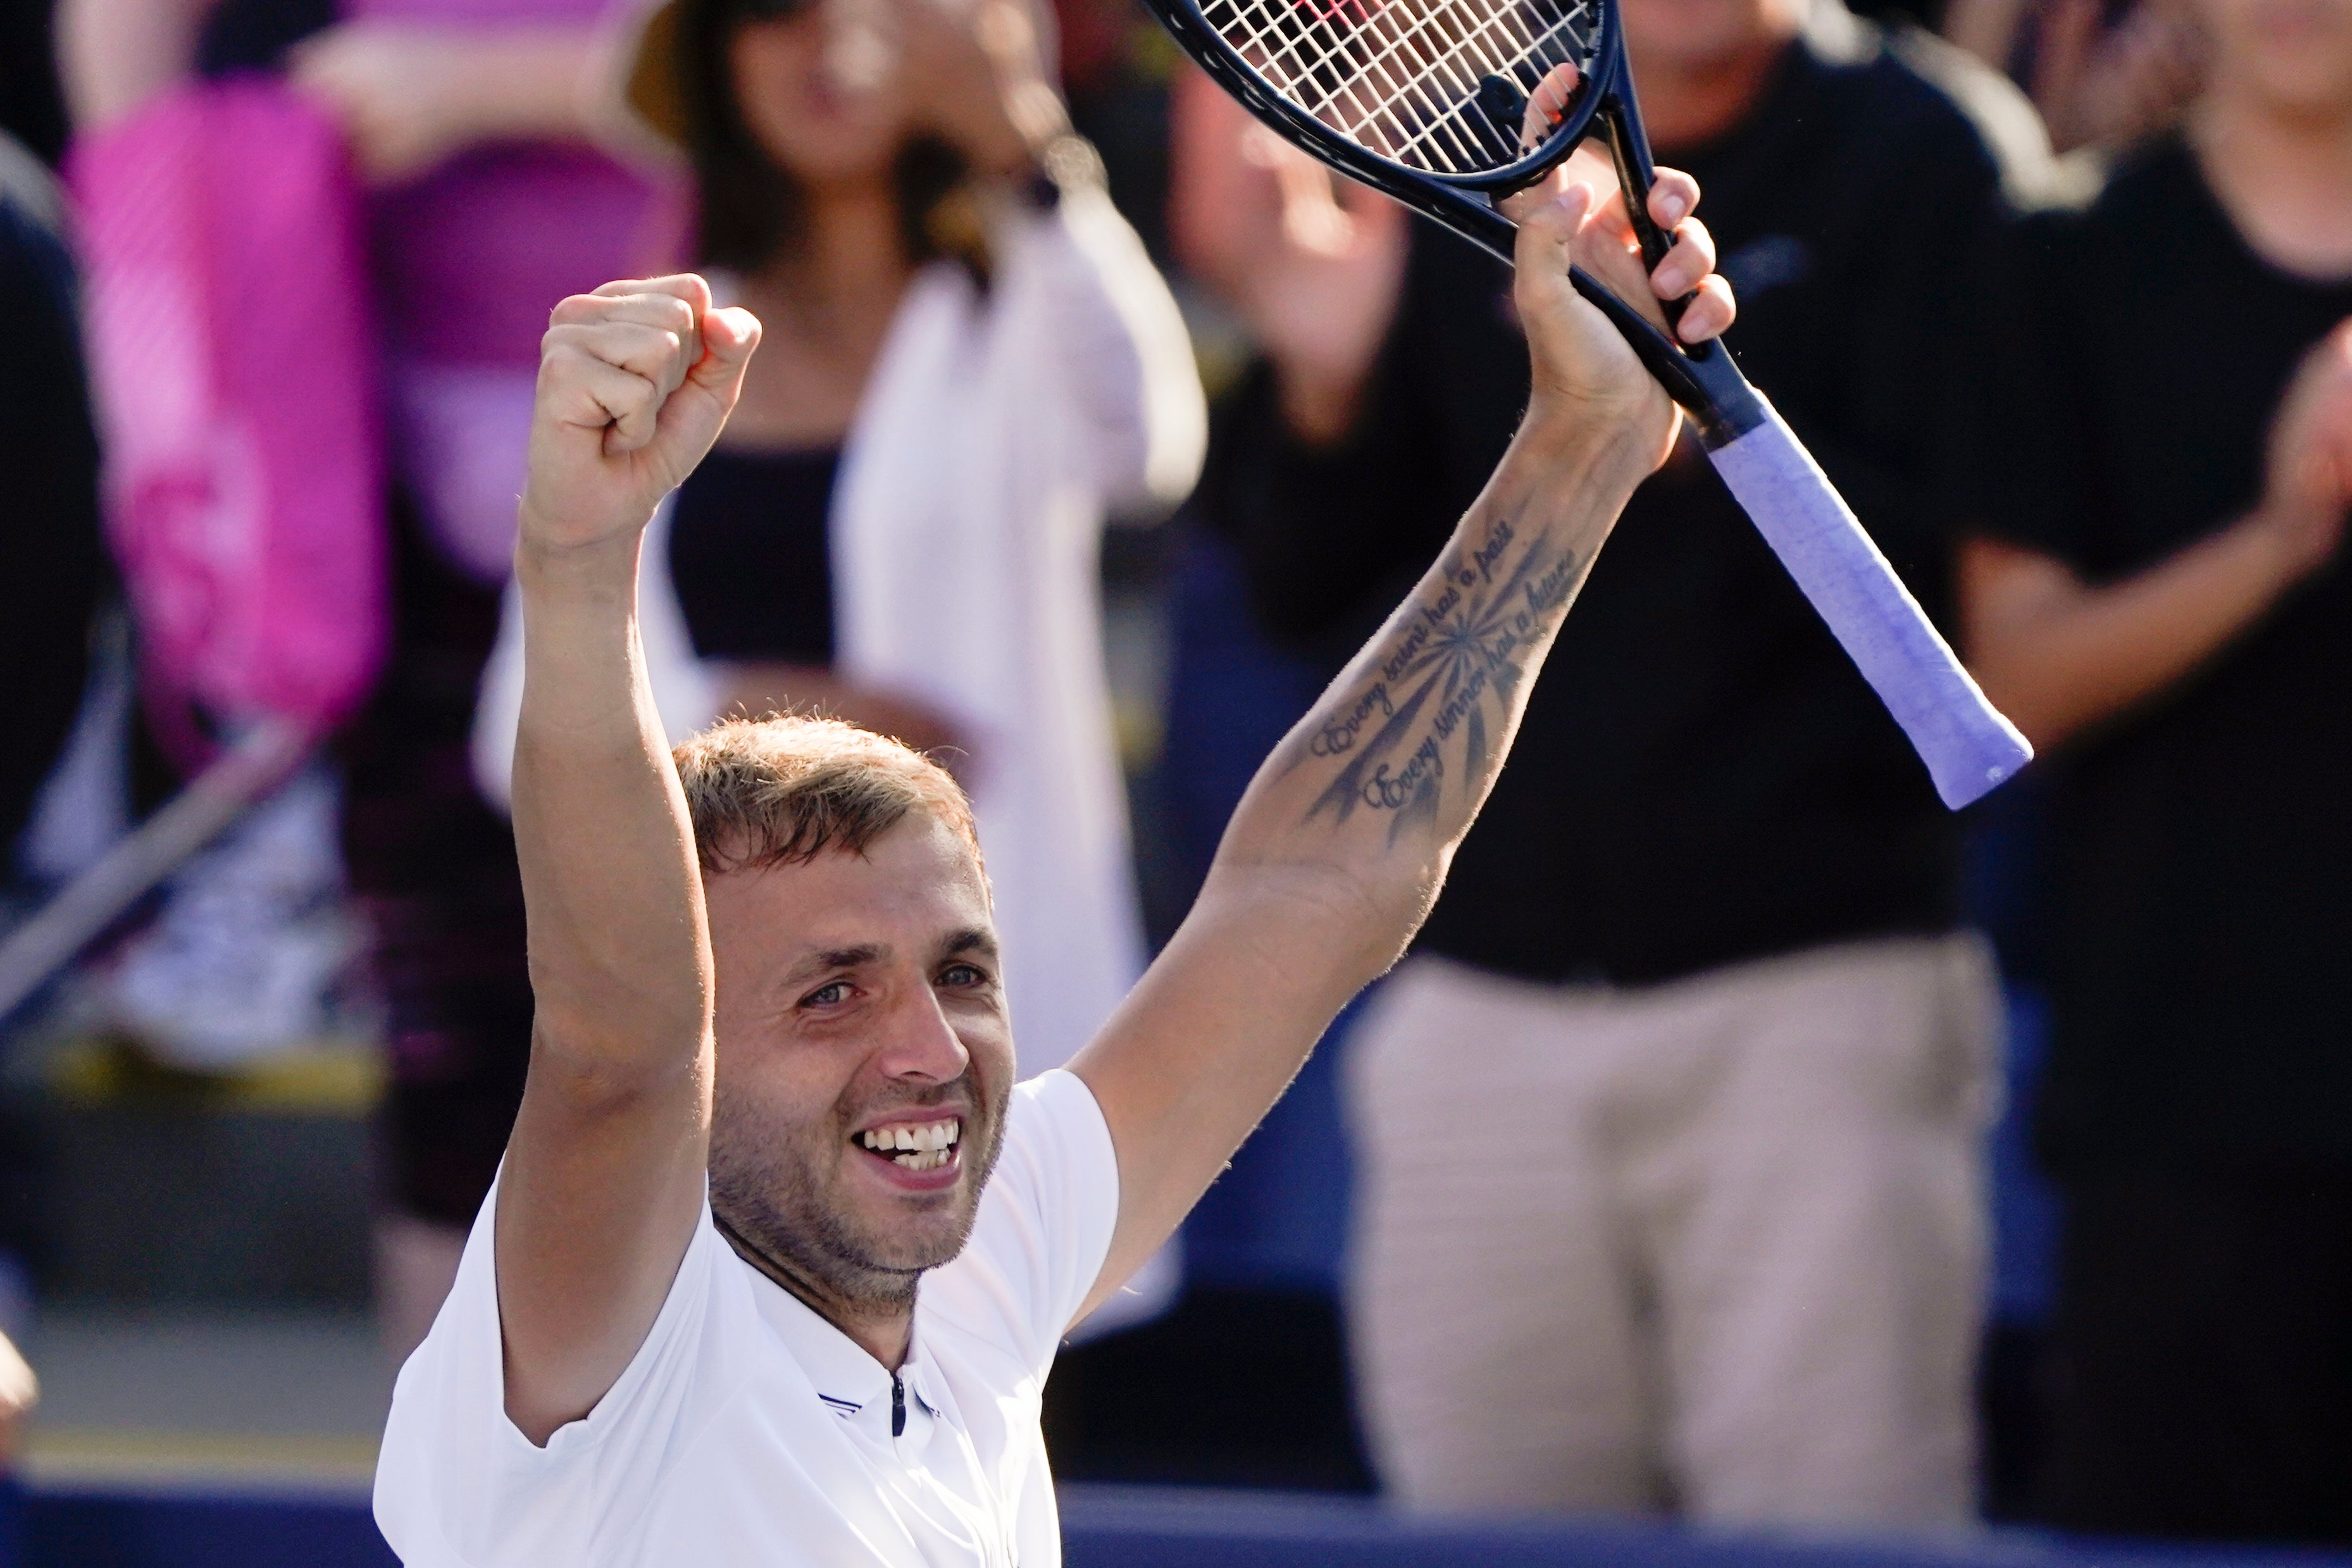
[870,980,971,1085]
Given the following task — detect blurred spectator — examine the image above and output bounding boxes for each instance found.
[470,0,1204,1318]
[1,0,73,162]
[59,0,670,1356]
[1957,0,2352,1536]
[1173,0,2050,1524]
[1946,0,2203,151]
[0,134,106,862]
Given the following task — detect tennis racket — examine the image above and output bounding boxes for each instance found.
[1145,0,2031,807]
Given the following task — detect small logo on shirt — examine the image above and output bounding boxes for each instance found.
[1720,235,1812,300]
[818,1394,862,1420]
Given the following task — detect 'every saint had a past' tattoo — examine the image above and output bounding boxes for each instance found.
[1291,512,1585,841]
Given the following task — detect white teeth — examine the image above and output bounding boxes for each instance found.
[892,1147,949,1171]
[860,1119,961,1155]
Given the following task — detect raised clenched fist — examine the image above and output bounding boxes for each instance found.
[518,276,762,560]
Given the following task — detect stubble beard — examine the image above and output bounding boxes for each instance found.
[709,1077,1011,1317]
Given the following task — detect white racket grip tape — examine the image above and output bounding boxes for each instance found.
[1706,397,2032,809]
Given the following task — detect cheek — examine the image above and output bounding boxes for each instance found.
[714,1036,846,1161]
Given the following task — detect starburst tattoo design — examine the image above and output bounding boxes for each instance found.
[1291,512,1584,840]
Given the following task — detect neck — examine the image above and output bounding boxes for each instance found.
[1634,31,1793,154]
[715,1209,916,1371]
[769,175,912,317]
[2191,86,2352,277]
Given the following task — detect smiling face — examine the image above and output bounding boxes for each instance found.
[728,7,912,189]
[703,812,1015,1310]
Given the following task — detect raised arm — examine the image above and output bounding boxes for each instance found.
[495,278,759,1443]
[1067,169,1735,1310]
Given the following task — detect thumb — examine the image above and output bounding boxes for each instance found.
[652,305,763,460]
[649,303,766,482]
[1511,178,1596,290]
[690,306,762,399]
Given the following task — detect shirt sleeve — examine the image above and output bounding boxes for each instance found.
[936,1069,1122,1376]
[997,188,1207,514]
[373,1176,744,1567]
[1957,206,2109,571]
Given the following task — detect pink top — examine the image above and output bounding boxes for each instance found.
[355,0,672,368]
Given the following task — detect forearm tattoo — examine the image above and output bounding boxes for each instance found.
[1290,512,1585,840]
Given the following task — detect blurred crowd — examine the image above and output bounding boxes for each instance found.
[0,0,2348,1543]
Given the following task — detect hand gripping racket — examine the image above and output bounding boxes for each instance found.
[1145,0,2031,807]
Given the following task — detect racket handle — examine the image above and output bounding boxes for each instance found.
[1705,396,2032,809]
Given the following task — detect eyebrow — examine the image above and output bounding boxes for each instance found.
[787,943,884,983]
[942,928,999,962]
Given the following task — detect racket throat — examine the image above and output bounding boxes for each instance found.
[1473,74,1532,165]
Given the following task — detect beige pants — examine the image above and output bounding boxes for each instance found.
[1345,935,1998,1528]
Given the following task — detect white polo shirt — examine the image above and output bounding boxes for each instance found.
[374,1069,1120,1567]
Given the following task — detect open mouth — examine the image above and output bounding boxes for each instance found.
[856,1117,961,1173]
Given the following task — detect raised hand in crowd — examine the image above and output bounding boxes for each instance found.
[892,0,1073,174]
[1169,65,1409,445]
[287,20,618,185]
[1944,0,2203,152]
[2043,0,2205,153]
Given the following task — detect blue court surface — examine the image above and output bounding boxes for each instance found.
[6,1482,2351,1568]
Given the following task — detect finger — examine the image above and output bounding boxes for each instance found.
[1551,183,1664,330]
[693,306,762,391]
[1517,61,1581,149]
[1650,215,1716,301]
[1676,273,1736,344]
[551,290,698,341]
[1646,168,1698,230]
[664,305,763,435]
[594,273,717,321]
[540,342,661,449]
[545,319,696,408]
[1510,177,1598,282]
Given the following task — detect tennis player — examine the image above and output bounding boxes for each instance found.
[371,149,1736,1564]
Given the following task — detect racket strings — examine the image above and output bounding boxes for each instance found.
[1205,0,1599,175]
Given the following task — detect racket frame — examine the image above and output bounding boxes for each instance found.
[1149,0,1764,445]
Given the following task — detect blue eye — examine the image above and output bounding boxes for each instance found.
[802,981,852,1008]
[939,964,985,988]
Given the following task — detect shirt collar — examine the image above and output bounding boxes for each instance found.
[740,1264,942,1432]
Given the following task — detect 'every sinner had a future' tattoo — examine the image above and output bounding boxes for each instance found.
[1290,511,1586,842]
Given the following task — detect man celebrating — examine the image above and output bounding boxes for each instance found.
[371,143,1738,1561]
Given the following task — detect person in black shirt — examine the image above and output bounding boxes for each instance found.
[1958,0,2352,1536]
[1172,0,2049,1524]
[0,142,104,856]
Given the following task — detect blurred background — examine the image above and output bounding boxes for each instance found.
[0,0,2347,1553]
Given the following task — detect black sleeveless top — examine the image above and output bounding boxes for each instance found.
[667,445,842,664]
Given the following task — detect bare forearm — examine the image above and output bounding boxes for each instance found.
[512,537,712,1079]
[1214,413,1654,970]
[58,0,211,128]
[1070,410,1652,1307]
[434,27,606,146]
[1963,518,2308,747]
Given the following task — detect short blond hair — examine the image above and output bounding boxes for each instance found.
[673,715,983,878]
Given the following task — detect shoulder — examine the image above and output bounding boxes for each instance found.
[1994,137,2186,290]
[376,1184,753,1564]
[924,1071,1119,1364]
[1801,4,2059,208]
[981,1071,1119,1222]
